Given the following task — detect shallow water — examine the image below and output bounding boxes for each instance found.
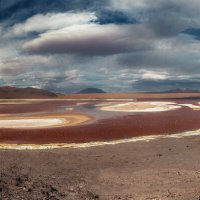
[0,99,200,148]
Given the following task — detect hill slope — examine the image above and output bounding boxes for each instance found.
[0,86,58,99]
[77,88,106,94]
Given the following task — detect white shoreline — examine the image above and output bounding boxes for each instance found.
[0,129,200,150]
[179,104,200,110]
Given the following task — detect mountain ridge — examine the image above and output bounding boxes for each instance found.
[162,88,200,93]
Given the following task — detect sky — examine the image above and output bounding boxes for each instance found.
[1,0,200,93]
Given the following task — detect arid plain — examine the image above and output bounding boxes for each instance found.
[1,93,200,199]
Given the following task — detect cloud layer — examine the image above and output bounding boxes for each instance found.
[1,0,200,92]
[23,23,153,56]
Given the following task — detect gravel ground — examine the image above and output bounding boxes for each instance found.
[1,135,200,200]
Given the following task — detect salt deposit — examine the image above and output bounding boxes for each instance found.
[100,102,181,112]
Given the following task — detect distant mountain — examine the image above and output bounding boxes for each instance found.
[163,88,200,93]
[0,86,58,99]
[77,88,106,94]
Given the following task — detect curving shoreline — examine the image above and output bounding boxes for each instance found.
[0,128,200,150]
[1,99,200,148]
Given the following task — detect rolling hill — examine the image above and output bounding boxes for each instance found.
[0,86,58,99]
[77,88,106,94]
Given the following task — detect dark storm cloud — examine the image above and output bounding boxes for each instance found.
[22,24,154,56]
[132,79,200,92]
[147,1,189,34]
[23,36,152,56]
[118,48,200,75]
[110,0,199,38]
[145,13,187,38]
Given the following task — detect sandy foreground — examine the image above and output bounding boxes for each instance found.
[0,135,200,200]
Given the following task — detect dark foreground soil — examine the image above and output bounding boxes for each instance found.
[1,135,200,199]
